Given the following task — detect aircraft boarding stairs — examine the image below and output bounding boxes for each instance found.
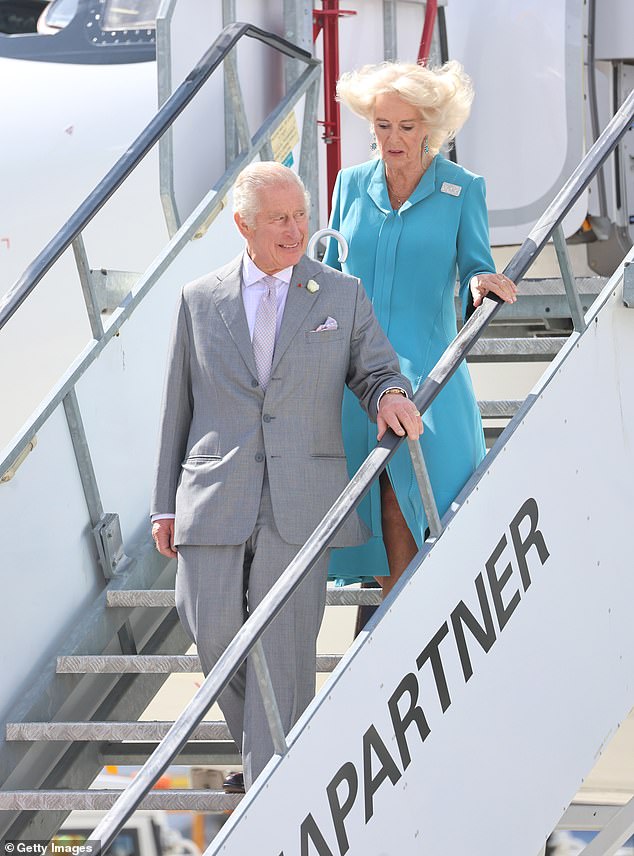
[0,23,633,855]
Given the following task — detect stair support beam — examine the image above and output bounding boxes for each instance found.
[62,388,103,528]
[250,640,289,757]
[62,388,128,579]
[71,235,104,341]
[408,438,442,538]
[298,76,321,235]
[382,0,398,61]
[222,6,251,160]
[222,0,238,166]
[552,224,587,332]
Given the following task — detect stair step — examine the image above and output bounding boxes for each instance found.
[106,588,382,609]
[107,590,177,608]
[6,721,233,741]
[477,399,522,419]
[57,654,342,673]
[6,722,242,765]
[0,789,242,812]
[467,336,565,361]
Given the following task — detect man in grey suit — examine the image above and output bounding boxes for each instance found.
[151,162,421,789]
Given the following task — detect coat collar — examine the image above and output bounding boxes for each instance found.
[271,254,323,374]
[211,253,323,380]
[366,154,439,214]
[210,254,257,379]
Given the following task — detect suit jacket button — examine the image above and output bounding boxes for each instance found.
[251,379,259,388]
[255,453,264,462]
[263,414,272,423]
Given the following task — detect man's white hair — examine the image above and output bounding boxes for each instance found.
[233,161,311,226]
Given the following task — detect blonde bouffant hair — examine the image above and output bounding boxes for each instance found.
[336,60,474,156]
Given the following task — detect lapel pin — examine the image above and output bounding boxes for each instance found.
[306,279,320,294]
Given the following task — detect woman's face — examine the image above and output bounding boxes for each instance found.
[372,92,427,170]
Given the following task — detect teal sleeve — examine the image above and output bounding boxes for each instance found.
[323,170,343,271]
[457,175,496,321]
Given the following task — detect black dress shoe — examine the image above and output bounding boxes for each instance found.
[222,771,245,794]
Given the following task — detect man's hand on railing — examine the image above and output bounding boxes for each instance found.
[470,273,518,308]
[152,518,177,558]
[377,391,423,441]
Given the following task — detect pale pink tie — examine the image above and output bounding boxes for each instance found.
[252,275,278,390]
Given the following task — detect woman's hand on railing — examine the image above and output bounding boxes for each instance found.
[377,393,423,441]
[470,273,518,308]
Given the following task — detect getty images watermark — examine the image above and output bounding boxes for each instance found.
[3,842,101,855]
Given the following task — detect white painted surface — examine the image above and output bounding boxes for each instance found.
[0,57,168,450]
[0,57,159,287]
[595,0,634,60]
[208,256,634,856]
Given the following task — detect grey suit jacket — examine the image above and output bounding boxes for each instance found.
[151,253,412,547]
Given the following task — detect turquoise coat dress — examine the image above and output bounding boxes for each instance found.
[325,154,494,584]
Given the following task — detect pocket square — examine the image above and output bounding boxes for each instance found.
[313,316,338,332]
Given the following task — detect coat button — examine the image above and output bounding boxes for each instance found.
[255,453,264,462]
[263,414,272,423]
[251,379,259,388]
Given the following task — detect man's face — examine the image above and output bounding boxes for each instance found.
[235,181,309,274]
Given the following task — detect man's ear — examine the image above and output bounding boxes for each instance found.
[234,211,250,240]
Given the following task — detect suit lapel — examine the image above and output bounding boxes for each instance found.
[271,256,321,373]
[210,255,259,379]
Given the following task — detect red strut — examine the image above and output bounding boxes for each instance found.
[418,0,438,65]
[314,1,356,216]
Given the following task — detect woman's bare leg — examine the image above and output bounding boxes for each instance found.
[376,471,418,598]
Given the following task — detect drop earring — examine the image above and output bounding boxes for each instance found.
[370,131,377,152]
[423,135,430,155]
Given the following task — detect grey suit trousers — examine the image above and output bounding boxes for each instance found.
[175,472,329,787]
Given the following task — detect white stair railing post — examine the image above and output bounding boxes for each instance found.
[407,438,443,538]
[72,235,104,340]
[250,640,289,756]
[552,224,587,332]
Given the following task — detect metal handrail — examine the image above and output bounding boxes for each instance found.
[0,22,316,330]
[90,88,634,851]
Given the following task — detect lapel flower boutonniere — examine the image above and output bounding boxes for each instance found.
[306,279,320,294]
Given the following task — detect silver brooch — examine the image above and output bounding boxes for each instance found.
[440,182,462,197]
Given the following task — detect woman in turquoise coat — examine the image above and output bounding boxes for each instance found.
[325,61,517,595]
